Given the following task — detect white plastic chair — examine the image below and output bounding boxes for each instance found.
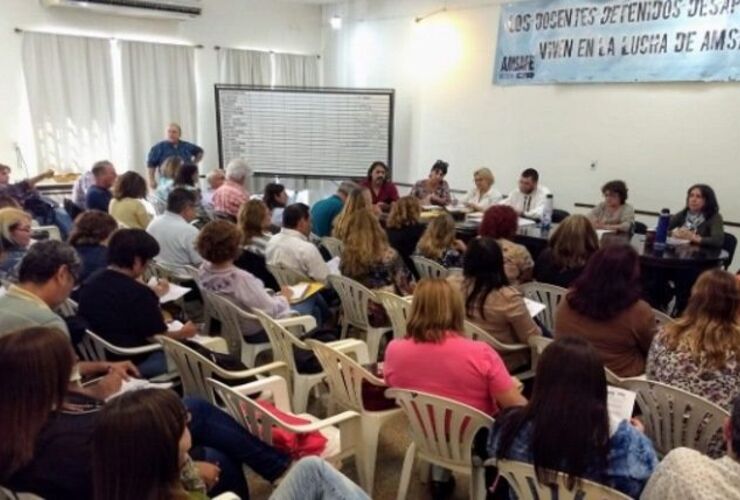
[411,255,449,279]
[622,378,729,457]
[306,339,401,495]
[528,335,553,371]
[320,236,344,259]
[157,336,288,404]
[463,321,534,381]
[652,308,674,328]
[386,388,494,500]
[76,329,177,384]
[376,290,412,340]
[208,376,365,480]
[496,460,631,500]
[253,309,369,413]
[55,297,78,317]
[519,282,568,331]
[328,274,393,362]
[33,225,61,241]
[267,263,310,287]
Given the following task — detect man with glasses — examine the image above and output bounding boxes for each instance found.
[146,188,202,267]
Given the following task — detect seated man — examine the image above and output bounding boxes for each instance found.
[147,188,202,267]
[266,203,331,284]
[71,169,95,209]
[213,158,250,218]
[77,229,197,377]
[642,394,740,499]
[0,240,136,399]
[310,180,358,237]
[500,168,551,220]
[85,160,117,213]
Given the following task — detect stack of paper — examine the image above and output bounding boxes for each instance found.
[524,297,546,318]
[147,277,191,304]
[288,282,309,299]
[105,378,174,401]
[287,282,324,304]
[327,256,341,276]
[517,217,536,227]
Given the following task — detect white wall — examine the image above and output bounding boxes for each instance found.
[322,0,740,227]
[0,0,322,175]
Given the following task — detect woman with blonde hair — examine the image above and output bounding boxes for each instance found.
[109,171,152,229]
[460,168,503,212]
[386,196,425,278]
[416,213,466,268]
[0,207,33,279]
[534,214,599,288]
[237,199,272,256]
[152,156,183,213]
[647,269,740,414]
[331,187,373,241]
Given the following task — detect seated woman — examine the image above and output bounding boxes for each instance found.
[460,167,502,212]
[669,183,724,248]
[534,214,599,288]
[410,160,451,206]
[152,156,182,214]
[0,208,33,280]
[109,171,153,229]
[449,238,541,372]
[173,162,209,223]
[488,336,657,498]
[416,213,466,268]
[385,196,426,278]
[196,220,322,341]
[263,182,289,229]
[237,199,272,256]
[68,210,118,284]
[340,209,414,326]
[0,327,292,500]
[478,205,533,284]
[554,244,657,378]
[588,180,635,232]
[77,229,198,378]
[332,187,374,241]
[647,269,740,415]
[94,389,369,500]
[360,161,399,212]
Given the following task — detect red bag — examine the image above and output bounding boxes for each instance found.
[254,400,328,459]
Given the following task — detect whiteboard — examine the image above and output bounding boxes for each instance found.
[216,85,394,178]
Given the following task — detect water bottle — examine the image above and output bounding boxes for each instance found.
[654,208,671,251]
[541,193,554,229]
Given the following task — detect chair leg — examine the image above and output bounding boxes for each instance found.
[292,377,312,413]
[396,442,416,500]
[359,419,382,496]
[340,322,349,339]
[471,465,487,500]
[366,330,381,362]
[418,459,431,484]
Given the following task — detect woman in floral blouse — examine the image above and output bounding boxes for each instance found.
[478,205,534,285]
[647,269,740,456]
[410,160,451,206]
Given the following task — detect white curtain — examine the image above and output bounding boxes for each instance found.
[273,53,320,87]
[217,48,272,85]
[120,41,197,174]
[22,32,115,173]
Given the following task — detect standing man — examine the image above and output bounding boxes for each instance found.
[146,123,203,189]
[85,160,117,212]
[501,168,551,220]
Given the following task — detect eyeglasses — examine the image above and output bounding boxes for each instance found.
[12,225,32,232]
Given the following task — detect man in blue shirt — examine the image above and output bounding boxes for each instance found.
[85,160,117,212]
[146,123,203,188]
[310,181,358,237]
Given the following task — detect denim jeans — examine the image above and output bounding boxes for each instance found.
[184,397,291,485]
[136,350,168,379]
[194,446,249,500]
[270,457,369,500]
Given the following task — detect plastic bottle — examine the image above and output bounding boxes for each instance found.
[654,208,671,251]
[541,193,554,229]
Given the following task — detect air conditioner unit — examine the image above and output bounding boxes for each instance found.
[40,0,202,21]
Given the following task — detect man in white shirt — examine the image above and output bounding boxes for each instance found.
[501,168,551,220]
[641,395,740,500]
[266,203,330,283]
[146,188,202,267]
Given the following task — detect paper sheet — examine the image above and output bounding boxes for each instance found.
[596,229,615,239]
[327,256,341,276]
[607,386,637,423]
[524,298,546,318]
[105,378,174,401]
[148,277,191,304]
[288,282,309,299]
[517,217,536,227]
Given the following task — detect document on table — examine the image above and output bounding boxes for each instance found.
[607,386,637,423]
[596,229,615,239]
[327,256,341,276]
[524,298,546,318]
[517,217,536,227]
[148,277,190,304]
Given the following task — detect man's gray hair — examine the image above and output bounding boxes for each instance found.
[18,240,81,285]
[337,181,360,196]
[225,159,251,183]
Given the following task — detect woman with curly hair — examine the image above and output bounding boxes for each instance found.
[385,196,425,278]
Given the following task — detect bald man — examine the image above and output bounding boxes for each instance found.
[146,122,203,188]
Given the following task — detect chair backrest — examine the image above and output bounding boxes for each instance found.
[158,336,222,401]
[76,330,108,362]
[463,320,529,354]
[56,298,78,317]
[252,309,304,380]
[320,236,344,259]
[652,308,673,328]
[411,255,449,279]
[519,282,567,331]
[376,290,411,339]
[723,232,737,270]
[621,379,729,456]
[528,336,553,370]
[306,339,376,413]
[327,274,375,331]
[604,367,626,387]
[199,287,251,359]
[497,460,632,500]
[551,209,570,224]
[266,263,310,287]
[385,388,494,470]
[34,225,61,241]
[633,221,648,235]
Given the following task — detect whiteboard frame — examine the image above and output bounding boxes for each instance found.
[214,84,395,180]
